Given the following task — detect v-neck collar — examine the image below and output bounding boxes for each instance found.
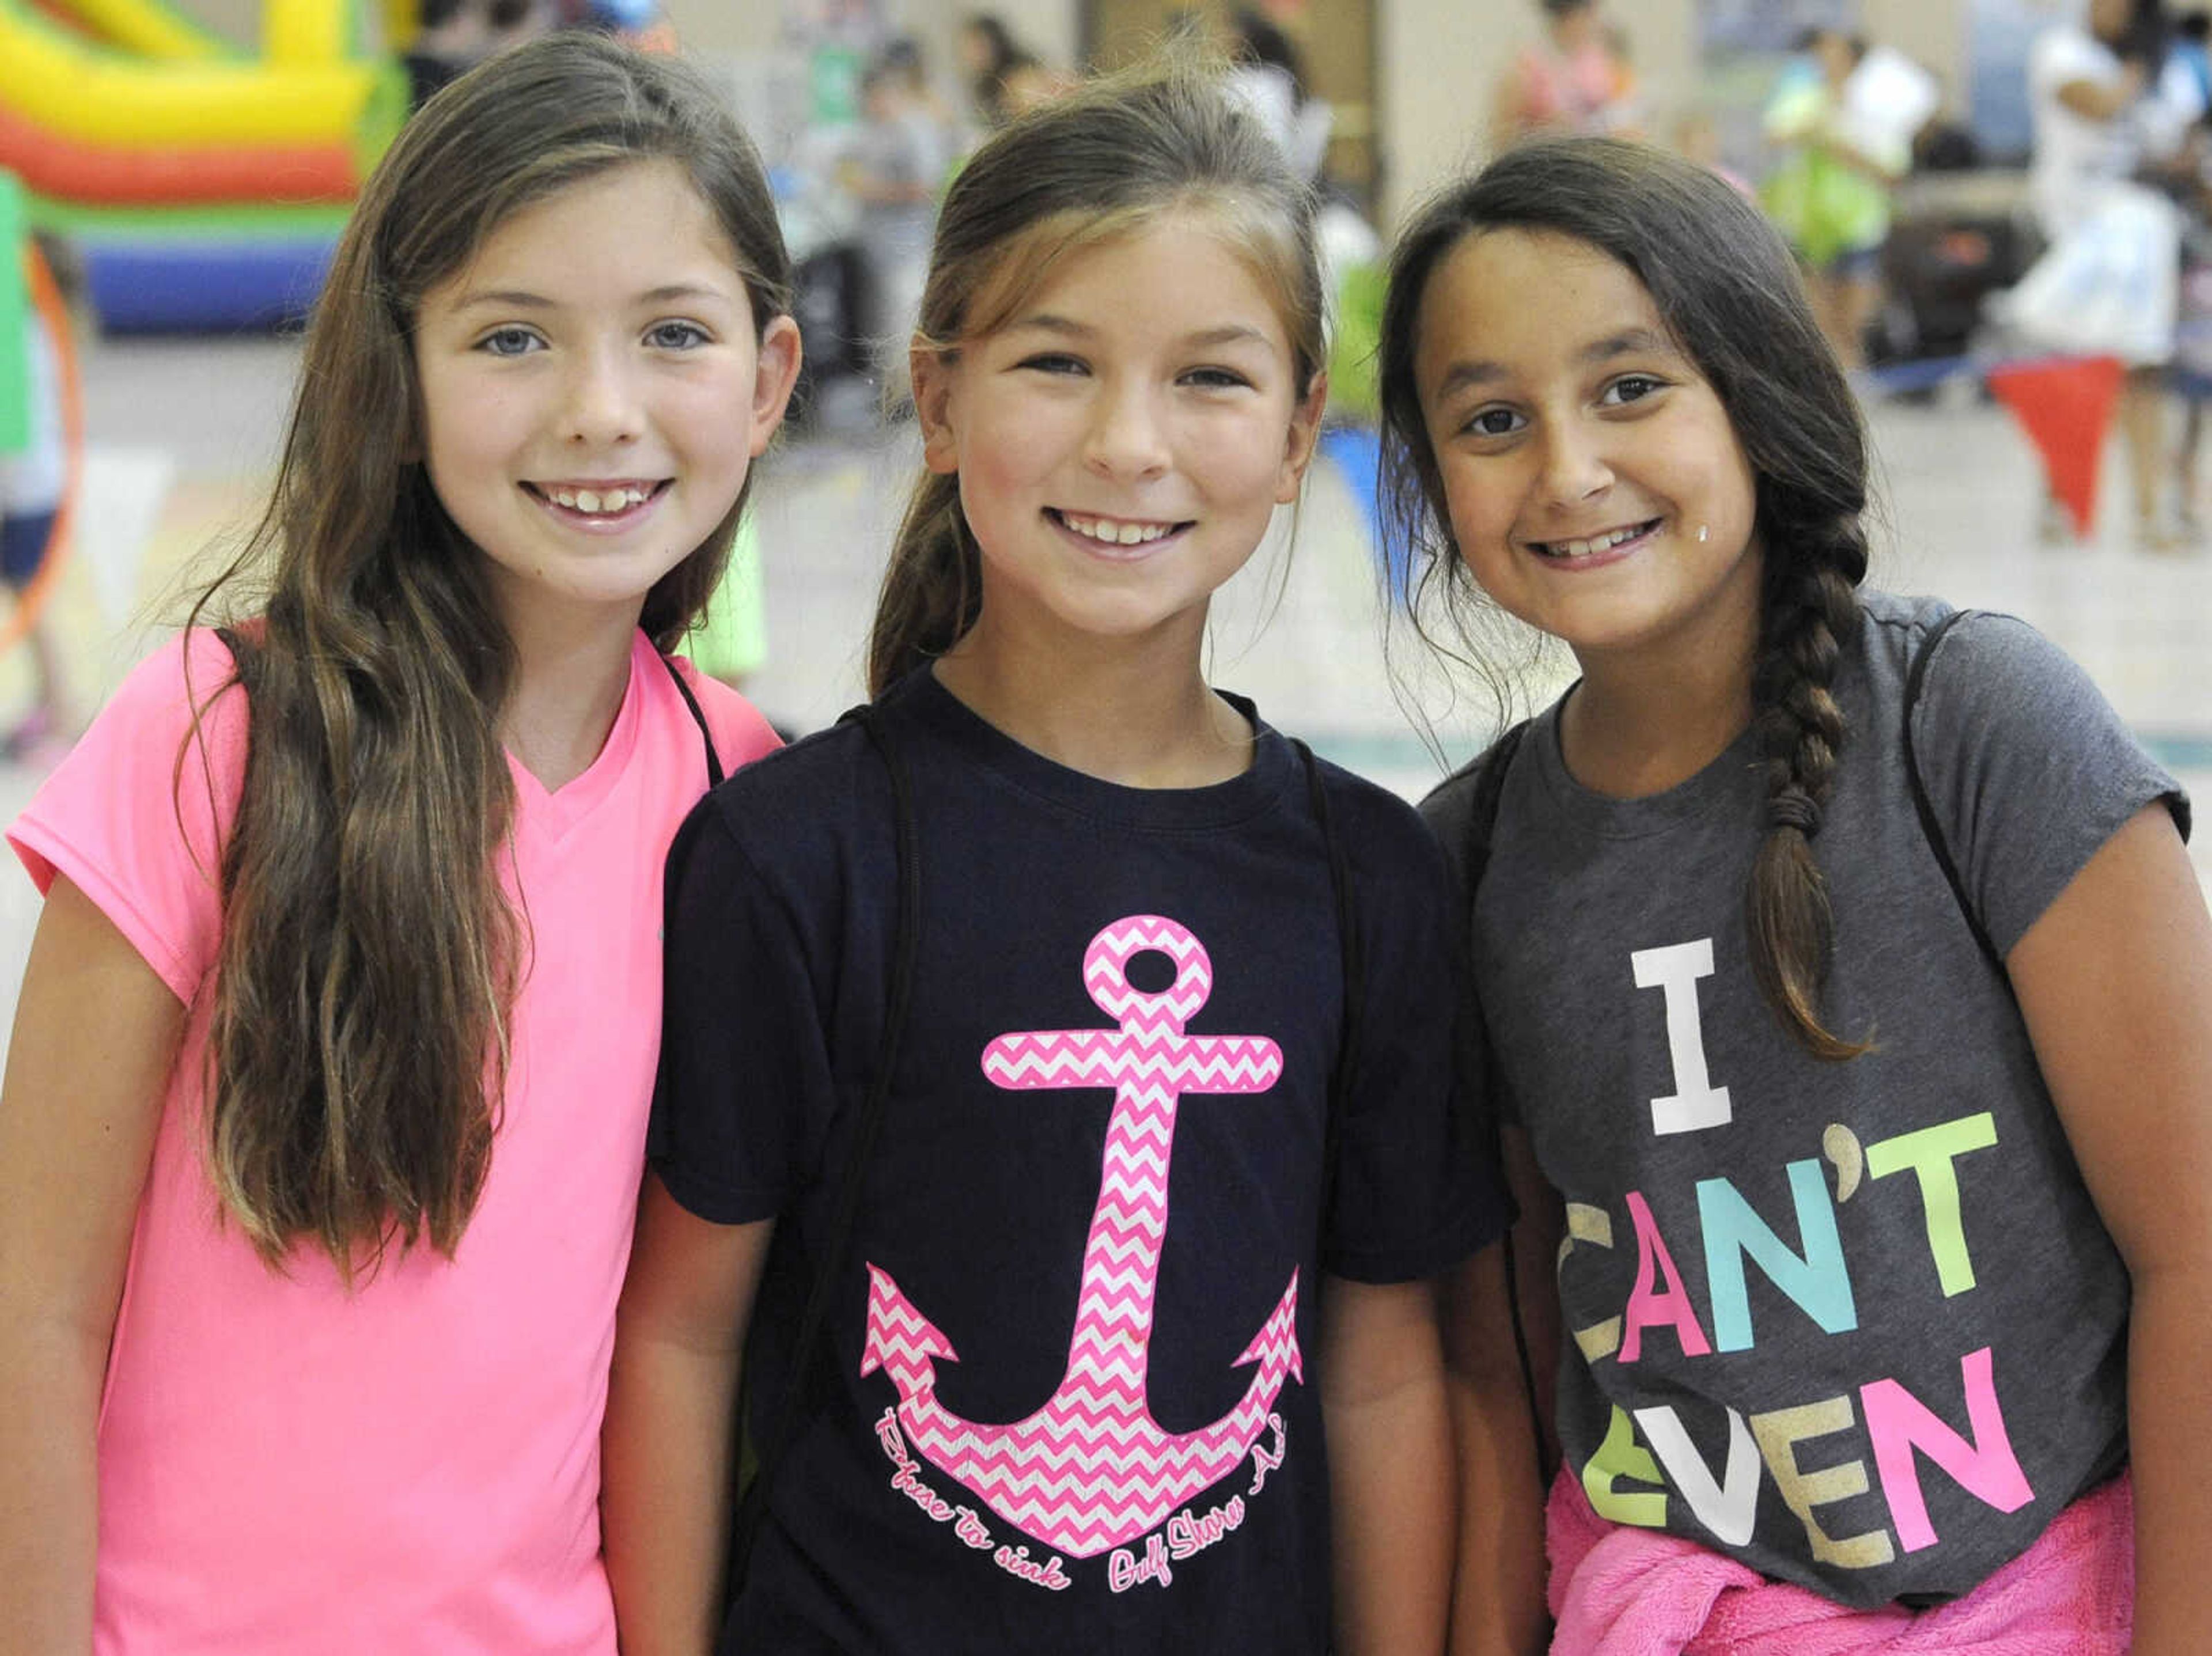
[503,631,651,845]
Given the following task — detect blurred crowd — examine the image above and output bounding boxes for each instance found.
[14,0,2212,765]
[745,0,2212,555]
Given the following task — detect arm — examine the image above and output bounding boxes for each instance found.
[602,1174,774,1656]
[1321,1275,1454,1656]
[0,876,183,1656]
[2004,804,2212,1656]
[1440,1138,1554,1656]
[1809,126,1907,185]
[2054,58,2147,122]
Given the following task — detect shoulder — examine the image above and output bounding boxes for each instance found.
[7,628,247,998]
[120,626,248,731]
[1854,587,1961,681]
[1859,591,2101,725]
[681,712,887,886]
[657,648,780,772]
[1416,722,1533,893]
[1304,749,1450,903]
[58,627,251,803]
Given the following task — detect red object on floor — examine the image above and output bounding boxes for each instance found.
[1987,355,2124,540]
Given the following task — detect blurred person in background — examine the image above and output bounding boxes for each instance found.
[957,12,1066,130]
[2006,0,2200,545]
[1491,0,1637,150]
[0,232,75,771]
[840,42,953,403]
[1762,29,1920,371]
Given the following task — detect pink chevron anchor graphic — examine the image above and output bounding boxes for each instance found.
[860,914,1302,1559]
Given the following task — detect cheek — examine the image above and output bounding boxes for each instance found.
[1190,411,1298,501]
[666,373,757,444]
[1703,453,1760,540]
[965,406,1056,498]
[1438,458,1513,547]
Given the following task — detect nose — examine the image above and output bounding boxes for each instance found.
[1084,379,1171,481]
[562,344,641,448]
[1536,419,1612,505]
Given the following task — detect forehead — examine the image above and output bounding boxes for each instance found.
[445,158,743,293]
[1416,227,1673,383]
[999,213,1294,351]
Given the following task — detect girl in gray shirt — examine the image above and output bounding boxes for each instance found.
[1376,135,2211,1651]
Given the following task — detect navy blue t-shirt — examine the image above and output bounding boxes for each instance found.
[650,668,1506,1654]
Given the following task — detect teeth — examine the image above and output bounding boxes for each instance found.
[546,484,650,514]
[1545,523,1645,558]
[1059,512,1175,546]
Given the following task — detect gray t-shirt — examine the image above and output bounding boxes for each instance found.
[1422,590,2186,1609]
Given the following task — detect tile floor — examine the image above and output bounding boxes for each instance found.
[0,338,2205,1060]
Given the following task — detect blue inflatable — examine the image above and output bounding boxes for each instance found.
[81,238,335,332]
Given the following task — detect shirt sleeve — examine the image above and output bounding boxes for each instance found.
[1912,610,2187,959]
[7,631,245,1002]
[1323,784,1513,1283]
[647,791,834,1226]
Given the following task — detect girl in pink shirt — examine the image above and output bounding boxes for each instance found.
[0,33,800,1655]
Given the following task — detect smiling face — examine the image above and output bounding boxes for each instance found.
[912,211,1323,663]
[412,158,798,642]
[1412,227,1763,674]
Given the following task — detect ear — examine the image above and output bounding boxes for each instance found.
[747,314,804,457]
[910,343,962,476]
[1274,370,1329,505]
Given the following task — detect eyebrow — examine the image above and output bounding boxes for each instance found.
[1009,313,1276,350]
[1431,326,1676,400]
[448,283,734,311]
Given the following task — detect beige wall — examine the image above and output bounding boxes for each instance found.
[164,0,1975,232]
[667,1,1076,82]
[1377,0,1700,225]
[1863,0,1970,117]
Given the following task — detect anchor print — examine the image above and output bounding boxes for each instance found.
[860,914,1303,1559]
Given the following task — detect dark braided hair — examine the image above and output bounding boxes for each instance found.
[1377,137,1872,1058]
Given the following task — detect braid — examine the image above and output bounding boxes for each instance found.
[1745,517,1868,1059]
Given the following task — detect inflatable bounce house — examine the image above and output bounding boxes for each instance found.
[0,0,404,331]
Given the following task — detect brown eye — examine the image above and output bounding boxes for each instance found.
[1601,374,1665,406]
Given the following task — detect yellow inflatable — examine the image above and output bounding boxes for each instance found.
[0,0,388,153]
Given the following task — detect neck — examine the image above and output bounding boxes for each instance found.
[1559,613,1762,800]
[932,612,1251,788]
[497,597,643,791]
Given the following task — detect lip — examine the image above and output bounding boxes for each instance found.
[1044,506,1195,561]
[1523,517,1662,570]
[522,478,671,530]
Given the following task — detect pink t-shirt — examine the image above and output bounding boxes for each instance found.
[8,627,778,1655]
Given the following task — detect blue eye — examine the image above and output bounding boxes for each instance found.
[647,320,711,350]
[477,326,542,357]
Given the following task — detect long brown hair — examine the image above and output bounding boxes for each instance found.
[1377,138,1870,1059]
[183,32,796,1275]
[866,59,1327,696]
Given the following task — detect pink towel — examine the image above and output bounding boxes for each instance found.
[1546,1468,2133,1655]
